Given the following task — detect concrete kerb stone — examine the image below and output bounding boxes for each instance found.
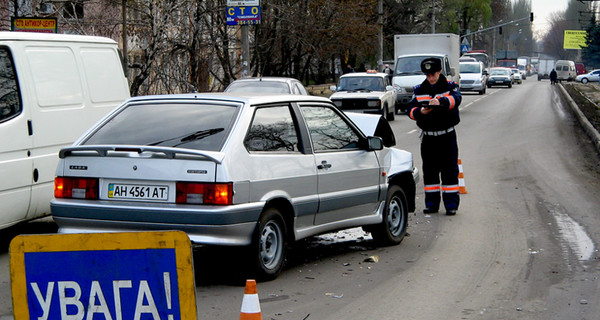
[557,83,600,155]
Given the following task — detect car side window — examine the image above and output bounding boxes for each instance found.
[245,105,300,152]
[0,47,21,123]
[300,105,360,152]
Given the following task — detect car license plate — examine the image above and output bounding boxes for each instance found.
[495,80,503,83]
[108,183,169,201]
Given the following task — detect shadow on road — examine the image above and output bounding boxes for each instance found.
[0,217,58,253]
[192,232,378,287]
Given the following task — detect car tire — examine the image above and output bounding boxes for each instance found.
[386,104,395,121]
[479,87,485,95]
[367,185,408,246]
[249,207,287,281]
[508,83,512,88]
[582,78,589,84]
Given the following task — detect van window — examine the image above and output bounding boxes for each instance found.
[0,47,21,123]
[26,47,83,107]
[81,48,129,103]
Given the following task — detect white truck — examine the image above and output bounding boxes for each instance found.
[537,58,556,81]
[0,32,130,230]
[392,33,460,112]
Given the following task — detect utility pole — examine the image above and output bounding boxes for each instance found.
[241,25,249,77]
[122,0,128,74]
[378,0,383,70]
[431,0,436,33]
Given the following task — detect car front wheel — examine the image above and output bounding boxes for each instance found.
[582,78,589,84]
[367,185,408,245]
[249,207,287,280]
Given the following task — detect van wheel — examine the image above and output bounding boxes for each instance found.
[366,185,408,245]
[248,207,287,281]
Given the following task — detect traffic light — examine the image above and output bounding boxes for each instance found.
[530,12,534,22]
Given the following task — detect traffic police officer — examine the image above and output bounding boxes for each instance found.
[407,57,461,215]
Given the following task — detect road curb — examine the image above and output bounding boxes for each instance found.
[557,83,600,155]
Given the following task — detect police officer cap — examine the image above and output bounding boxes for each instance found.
[421,58,442,74]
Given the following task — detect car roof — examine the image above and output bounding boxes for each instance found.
[340,72,387,79]
[229,77,300,83]
[124,92,331,106]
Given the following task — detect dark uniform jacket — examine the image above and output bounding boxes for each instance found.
[407,74,461,131]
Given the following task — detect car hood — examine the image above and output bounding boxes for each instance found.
[392,75,425,88]
[345,113,396,147]
[460,73,483,81]
[330,91,386,99]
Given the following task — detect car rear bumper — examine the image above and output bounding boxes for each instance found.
[51,199,264,245]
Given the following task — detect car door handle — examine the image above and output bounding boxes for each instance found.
[317,161,332,170]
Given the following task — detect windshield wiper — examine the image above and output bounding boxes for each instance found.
[147,128,224,147]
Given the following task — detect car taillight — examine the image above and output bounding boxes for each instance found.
[176,182,233,205]
[54,177,99,199]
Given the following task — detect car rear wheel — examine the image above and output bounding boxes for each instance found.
[367,185,408,245]
[249,207,287,280]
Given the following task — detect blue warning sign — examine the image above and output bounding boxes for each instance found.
[10,231,196,320]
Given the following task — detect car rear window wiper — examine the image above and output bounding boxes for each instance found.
[147,128,224,147]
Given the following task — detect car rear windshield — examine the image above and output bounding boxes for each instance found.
[82,102,238,151]
[225,81,290,94]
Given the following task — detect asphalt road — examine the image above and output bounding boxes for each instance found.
[1,78,599,320]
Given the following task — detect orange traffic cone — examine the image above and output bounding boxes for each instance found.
[240,280,262,320]
[458,158,467,194]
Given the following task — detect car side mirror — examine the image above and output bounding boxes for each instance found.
[449,67,456,77]
[365,136,383,151]
[385,85,394,91]
[330,85,337,92]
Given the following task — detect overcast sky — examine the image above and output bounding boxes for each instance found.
[530,0,569,38]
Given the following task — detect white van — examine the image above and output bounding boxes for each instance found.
[555,60,576,81]
[0,32,130,230]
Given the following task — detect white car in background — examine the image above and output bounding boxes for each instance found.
[511,68,522,84]
[459,61,487,95]
[224,77,309,95]
[330,71,397,120]
[575,69,600,84]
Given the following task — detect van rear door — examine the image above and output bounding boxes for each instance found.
[0,46,33,228]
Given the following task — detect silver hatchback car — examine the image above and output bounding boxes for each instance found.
[51,93,418,280]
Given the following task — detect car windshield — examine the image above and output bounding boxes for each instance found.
[225,81,290,94]
[394,56,428,75]
[491,69,509,75]
[82,102,238,151]
[338,76,384,91]
[460,64,480,73]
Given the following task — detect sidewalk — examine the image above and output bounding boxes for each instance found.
[559,82,600,154]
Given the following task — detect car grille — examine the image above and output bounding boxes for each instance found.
[334,99,376,110]
[460,80,475,85]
